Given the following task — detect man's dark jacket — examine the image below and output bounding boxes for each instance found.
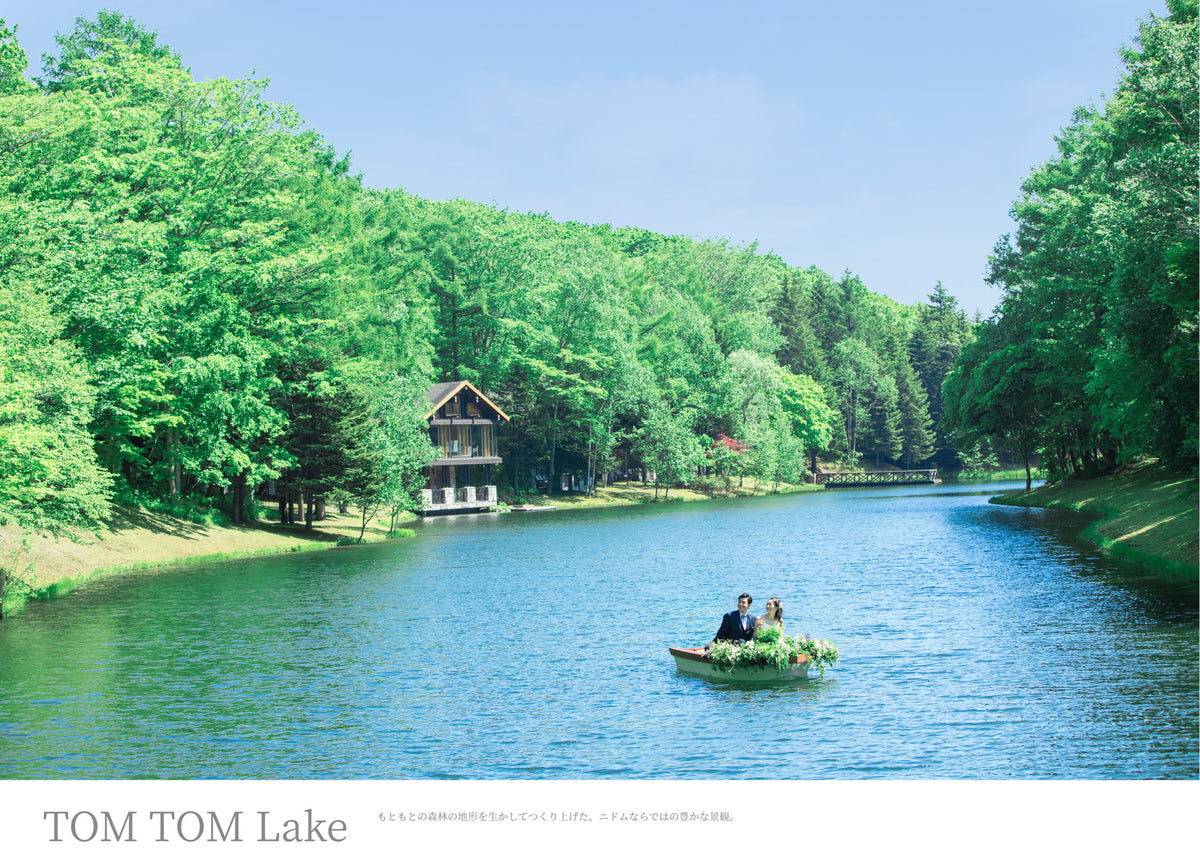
[713,610,755,643]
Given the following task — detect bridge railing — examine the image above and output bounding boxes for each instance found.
[816,469,940,487]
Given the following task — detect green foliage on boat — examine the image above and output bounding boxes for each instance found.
[706,628,840,676]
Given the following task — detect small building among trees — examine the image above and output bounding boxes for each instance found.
[420,381,510,514]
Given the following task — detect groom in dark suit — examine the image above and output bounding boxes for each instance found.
[711,593,755,644]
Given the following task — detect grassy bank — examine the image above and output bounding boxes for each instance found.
[948,468,1044,483]
[990,462,1198,580]
[0,503,401,616]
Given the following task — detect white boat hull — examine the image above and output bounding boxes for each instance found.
[669,647,811,682]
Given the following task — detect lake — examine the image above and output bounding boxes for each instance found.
[0,481,1195,779]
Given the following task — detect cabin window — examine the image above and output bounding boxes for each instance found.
[448,424,470,456]
[472,424,493,457]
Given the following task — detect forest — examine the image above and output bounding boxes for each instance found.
[0,9,974,537]
[0,3,1195,551]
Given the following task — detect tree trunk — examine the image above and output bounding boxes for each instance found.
[231,472,246,524]
[305,491,314,532]
[167,427,181,496]
[547,400,560,497]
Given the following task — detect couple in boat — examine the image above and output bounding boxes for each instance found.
[709,592,784,646]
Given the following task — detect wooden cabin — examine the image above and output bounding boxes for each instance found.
[419,380,510,514]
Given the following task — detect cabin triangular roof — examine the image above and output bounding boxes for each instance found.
[425,380,510,421]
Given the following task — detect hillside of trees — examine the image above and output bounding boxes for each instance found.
[1,11,980,545]
[945,0,1198,486]
[4,1,1195,569]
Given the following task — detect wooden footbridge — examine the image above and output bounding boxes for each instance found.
[816,469,941,488]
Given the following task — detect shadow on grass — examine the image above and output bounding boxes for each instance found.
[101,504,357,544]
[103,504,217,536]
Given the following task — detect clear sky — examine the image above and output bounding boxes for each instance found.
[2,0,1166,316]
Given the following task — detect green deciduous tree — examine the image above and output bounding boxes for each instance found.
[945,2,1197,477]
[331,376,440,540]
[0,19,31,94]
[0,280,115,615]
[777,369,836,474]
[1088,0,1198,466]
[942,298,1043,489]
[0,280,114,531]
[632,400,705,501]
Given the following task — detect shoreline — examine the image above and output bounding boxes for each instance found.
[990,462,1198,580]
[0,480,817,616]
[4,468,1193,617]
[0,504,405,616]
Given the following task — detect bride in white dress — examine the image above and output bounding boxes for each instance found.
[753,597,784,638]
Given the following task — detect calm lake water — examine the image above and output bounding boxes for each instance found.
[0,482,1196,779]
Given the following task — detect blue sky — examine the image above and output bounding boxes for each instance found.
[3,0,1166,316]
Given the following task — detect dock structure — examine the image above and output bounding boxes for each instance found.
[418,485,499,515]
[816,469,941,488]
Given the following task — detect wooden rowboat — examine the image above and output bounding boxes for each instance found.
[669,646,811,682]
